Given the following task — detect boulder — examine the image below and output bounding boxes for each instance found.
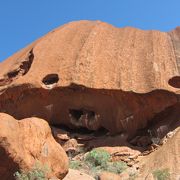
[63,138,79,158]
[118,172,130,180]
[52,127,70,142]
[0,113,69,180]
[99,171,121,180]
[63,169,95,180]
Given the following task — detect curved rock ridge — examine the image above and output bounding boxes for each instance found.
[0,113,69,180]
[0,20,179,92]
[0,20,179,135]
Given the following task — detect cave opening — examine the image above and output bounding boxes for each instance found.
[69,108,96,122]
[50,108,108,136]
[87,110,95,119]
[69,109,84,121]
[52,124,109,137]
[7,70,20,79]
[168,76,180,88]
[42,74,59,85]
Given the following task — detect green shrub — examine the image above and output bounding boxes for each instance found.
[105,161,127,174]
[84,148,127,178]
[69,160,82,170]
[90,166,104,179]
[153,168,170,180]
[85,149,110,167]
[14,162,50,180]
[69,149,127,178]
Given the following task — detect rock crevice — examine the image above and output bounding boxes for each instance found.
[0,49,34,86]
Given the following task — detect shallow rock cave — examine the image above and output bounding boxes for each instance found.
[53,123,109,137]
[68,108,102,131]
[0,84,179,143]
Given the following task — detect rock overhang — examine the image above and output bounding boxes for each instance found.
[0,84,178,136]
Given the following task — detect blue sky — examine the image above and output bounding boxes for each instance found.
[0,0,180,62]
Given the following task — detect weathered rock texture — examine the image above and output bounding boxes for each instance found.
[0,21,179,135]
[138,128,180,180]
[63,169,95,180]
[168,27,180,88]
[99,171,121,180]
[0,113,68,180]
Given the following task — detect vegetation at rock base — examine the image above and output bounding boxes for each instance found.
[69,160,82,170]
[85,148,111,167]
[14,162,50,180]
[105,161,127,174]
[70,148,127,178]
[153,168,170,180]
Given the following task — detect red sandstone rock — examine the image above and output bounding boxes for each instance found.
[118,172,130,180]
[99,171,121,180]
[169,27,180,88]
[63,138,78,153]
[138,128,180,180]
[97,146,141,164]
[52,127,70,143]
[0,21,179,135]
[63,169,95,180]
[0,113,68,180]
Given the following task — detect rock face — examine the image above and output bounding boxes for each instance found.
[0,20,179,135]
[0,113,68,180]
[169,27,180,88]
[138,128,180,180]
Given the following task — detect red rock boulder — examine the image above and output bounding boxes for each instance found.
[0,113,69,180]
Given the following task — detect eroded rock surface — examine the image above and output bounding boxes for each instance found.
[0,113,68,180]
[137,128,180,180]
[63,169,95,180]
[0,21,179,136]
[99,171,121,180]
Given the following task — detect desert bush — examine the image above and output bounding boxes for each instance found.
[153,168,170,180]
[84,148,127,178]
[69,160,82,170]
[14,162,50,180]
[105,161,127,174]
[85,149,110,167]
[69,149,127,179]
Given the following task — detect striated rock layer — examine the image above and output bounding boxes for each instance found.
[0,113,69,180]
[0,20,179,135]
